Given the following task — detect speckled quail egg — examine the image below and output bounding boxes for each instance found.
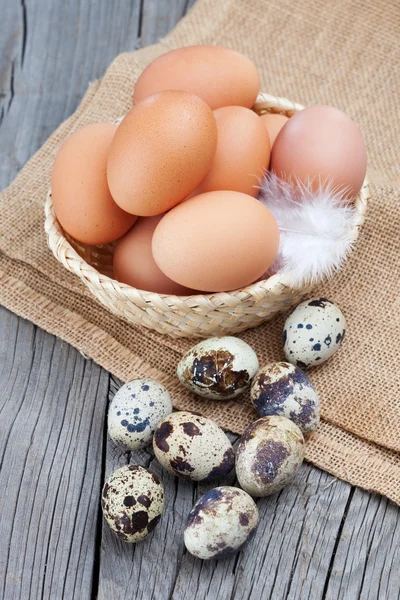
[177,336,259,400]
[184,486,258,560]
[108,379,173,451]
[101,464,164,543]
[153,411,235,481]
[250,362,320,434]
[236,415,305,497]
[283,297,346,368]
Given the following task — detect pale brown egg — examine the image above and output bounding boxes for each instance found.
[113,216,195,295]
[51,123,137,245]
[259,113,289,147]
[133,46,260,110]
[152,191,280,292]
[194,106,270,197]
[107,91,218,216]
[271,105,367,198]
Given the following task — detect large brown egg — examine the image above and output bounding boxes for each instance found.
[51,123,137,245]
[271,105,367,198]
[195,106,270,197]
[107,91,217,216]
[113,216,194,295]
[133,46,260,110]
[259,113,289,147]
[152,191,280,292]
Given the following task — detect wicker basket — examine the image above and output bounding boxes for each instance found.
[44,92,369,338]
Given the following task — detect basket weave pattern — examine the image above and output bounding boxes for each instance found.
[44,93,369,338]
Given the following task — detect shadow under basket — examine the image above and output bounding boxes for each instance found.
[44,92,369,338]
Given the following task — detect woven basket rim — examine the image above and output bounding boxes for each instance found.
[44,91,369,309]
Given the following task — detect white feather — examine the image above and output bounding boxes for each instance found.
[258,172,357,286]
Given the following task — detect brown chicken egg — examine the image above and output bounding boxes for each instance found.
[113,216,194,295]
[271,105,367,198]
[152,191,280,292]
[194,106,270,197]
[107,91,218,216]
[259,113,289,147]
[51,123,137,245]
[133,46,260,110]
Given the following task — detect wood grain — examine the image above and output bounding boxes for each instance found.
[0,307,110,599]
[140,0,197,47]
[324,490,400,600]
[0,0,400,598]
[170,463,352,600]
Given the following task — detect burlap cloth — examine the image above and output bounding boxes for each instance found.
[0,0,399,503]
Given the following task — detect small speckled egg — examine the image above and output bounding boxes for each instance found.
[250,362,320,434]
[101,464,164,543]
[108,379,173,451]
[153,411,235,481]
[184,486,258,560]
[177,336,259,400]
[236,416,305,497]
[283,298,346,368]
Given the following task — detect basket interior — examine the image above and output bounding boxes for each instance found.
[63,232,115,278]
[61,103,295,283]
[49,95,368,302]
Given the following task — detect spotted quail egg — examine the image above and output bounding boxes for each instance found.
[250,362,320,434]
[283,297,346,368]
[184,486,258,560]
[108,378,173,450]
[153,411,235,481]
[101,464,164,543]
[236,415,305,497]
[177,336,259,400]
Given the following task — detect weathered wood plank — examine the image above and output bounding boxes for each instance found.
[0,2,145,592]
[324,490,400,600]
[0,306,110,600]
[140,0,197,47]
[171,464,352,600]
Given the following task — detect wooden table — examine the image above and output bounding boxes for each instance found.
[1,1,399,598]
